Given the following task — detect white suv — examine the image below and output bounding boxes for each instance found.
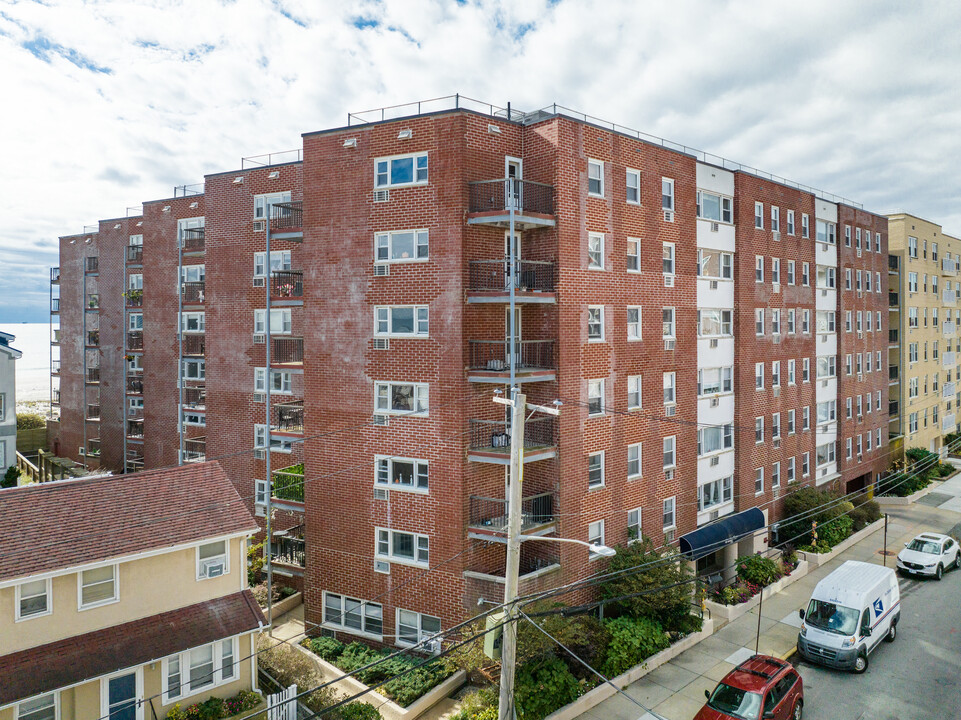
[897,533,960,580]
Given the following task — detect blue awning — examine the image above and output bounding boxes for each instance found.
[679,507,766,560]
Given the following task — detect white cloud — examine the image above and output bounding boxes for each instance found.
[2,0,961,320]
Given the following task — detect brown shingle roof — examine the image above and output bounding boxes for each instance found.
[0,590,266,706]
[0,461,257,583]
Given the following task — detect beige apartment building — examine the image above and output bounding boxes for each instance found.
[0,462,265,720]
[888,212,961,456]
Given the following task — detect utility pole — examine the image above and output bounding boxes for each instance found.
[498,388,526,720]
[265,202,274,631]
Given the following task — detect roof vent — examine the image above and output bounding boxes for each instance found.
[162,206,171,213]
[343,138,358,148]
[268,171,280,179]
[488,124,502,135]
[233,176,244,184]
[189,201,199,209]
[397,129,413,140]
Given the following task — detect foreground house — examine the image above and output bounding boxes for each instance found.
[0,331,21,475]
[0,461,265,720]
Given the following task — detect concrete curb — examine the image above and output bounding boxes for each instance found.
[875,481,942,506]
[798,517,885,568]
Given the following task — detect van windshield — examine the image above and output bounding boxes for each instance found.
[805,599,859,635]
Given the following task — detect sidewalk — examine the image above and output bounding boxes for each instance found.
[574,500,961,720]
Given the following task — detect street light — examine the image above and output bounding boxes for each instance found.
[518,534,617,557]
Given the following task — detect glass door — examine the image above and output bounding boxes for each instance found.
[105,671,141,720]
[505,157,523,210]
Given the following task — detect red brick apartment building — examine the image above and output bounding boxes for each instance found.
[48,97,888,646]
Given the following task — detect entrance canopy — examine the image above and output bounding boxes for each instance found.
[678,507,765,560]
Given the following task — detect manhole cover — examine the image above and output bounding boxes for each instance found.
[878,550,896,556]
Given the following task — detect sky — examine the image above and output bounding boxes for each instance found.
[2,0,961,322]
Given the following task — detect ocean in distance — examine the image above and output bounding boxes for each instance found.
[1,322,53,403]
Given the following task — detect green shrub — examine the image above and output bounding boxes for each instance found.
[517,609,610,679]
[16,413,45,430]
[817,513,853,547]
[779,487,856,548]
[601,616,670,677]
[514,656,581,720]
[736,554,782,587]
[849,500,881,532]
[256,635,339,713]
[307,636,346,662]
[939,463,956,478]
[338,703,382,720]
[2,465,18,488]
[381,661,452,707]
[451,687,499,720]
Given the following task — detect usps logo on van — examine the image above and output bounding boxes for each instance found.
[873,599,884,618]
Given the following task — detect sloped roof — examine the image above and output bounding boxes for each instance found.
[0,461,257,583]
[0,590,265,706]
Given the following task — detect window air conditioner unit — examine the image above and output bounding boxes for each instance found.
[858,373,864,381]
[710,222,719,232]
[773,335,781,344]
[374,560,390,574]
[664,274,675,288]
[78,446,85,456]
[373,415,389,426]
[857,414,863,422]
[710,510,720,521]
[710,456,720,467]
[253,220,266,232]
[665,405,676,417]
[858,331,863,339]
[709,339,719,348]
[663,210,674,223]
[200,558,225,579]
[773,387,780,397]
[373,264,389,276]
[821,335,827,342]
[253,393,266,403]
[254,449,266,459]
[665,529,675,543]
[772,232,781,242]
[772,282,780,293]
[374,487,388,501]
[822,380,829,388]
[425,638,443,656]
[664,339,675,351]
[857,454,863,462]
[857,248,862,258]
[710,397,719,408]
[373,190,390,203]
[857,290,863,298]
[773,439,781,449]
[253,334,265,344]
[709,280,719,289]
[665,468,674,480]
[373,338,390,350]
[253,277,266,287]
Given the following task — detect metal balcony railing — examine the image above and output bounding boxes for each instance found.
[51,360,60,375]
[184,436,206,461]
[943,414,957,434]
[52,330,61,344]
[271,270,303,299]
[51,298,60,313]
[85,257,99,274]
[943,258,958,275]
[889,329,899,343]
[86,331,99,347]
[272,465,305,503]
[889,292,899,308]
[468,416,557,453]
[944,383,956,399]
[86,295,99,310]
[183,385,206,407]
[126,376,143,394]
[126,450,145,472]
[125,290,143,308]
[127,331,144,351]
[51,389,60,404]
[468,340,555,372]
[181,281,205,304]
[86,404,100,420]
[51,267,60,282]
[468,259,556,293]
[272,400,305,433]
[889,366,899,381]
[182,333,206,356]
[944,290,957,306]
[126,245,143,263]
[945,352,956,367]
[87,440,101,459]
[182,227,205,252]
[86,367,100,384]
[945,322,957,338]
[889,400,899,418]
[268,201,302,232]
[469,492,556,532]
[272,336,303,365]
[888,255,900,272]
[127,420,145,438]
[468,179,555,216]
[272,534,305,568]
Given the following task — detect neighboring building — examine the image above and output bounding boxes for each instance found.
[0,331,22,474]
[49,96,889,642]
[0,461,265,720]
[887,212,961,456]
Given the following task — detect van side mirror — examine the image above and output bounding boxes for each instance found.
[863,627,872,637]
[798,609,805,620]
[904,542,909,547]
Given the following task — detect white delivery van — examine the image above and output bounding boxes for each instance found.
[797,560,900,673]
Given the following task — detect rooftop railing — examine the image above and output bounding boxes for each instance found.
[241,149,302,169]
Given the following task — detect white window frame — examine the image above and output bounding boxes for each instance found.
[661,178,675,211]
[662,497,676,531]
[253,192,292,219]
[627,375,642,409]
[626,169,641,204]
[588,451,605,488]
[696,190,733,223]
[181,359,206,381]
[162,638,238,704]
[254,368,293,395]
[587,305,605,341]
[588,519,606,559]
[663,436,676,469]
[755,468,764,495]
[374,306,429,337]
[587,159,604,197]
[78,564,119,610]
[396,608,442,648]
[196,540,229,580]
[787,209,795,235]
[697,366,732,396]
[662,242,675,275]
[253,250,291,277]
[180,312,205,333]
[375,152,428,189]
[375,229,429,263]
[697,308,732,337]
[16,692,58,720]
[374,382,429,417]
[375,527,429,568]
[588,232,605,270]
[627,443,642,479]
[375,456,429,493]
[128,313,143,331]
[663,372,676,405]
[626,306,642,341]
[15,578,52,622]
[587,379,605,416]
[255,479,268,508]
[698,476,733,513]
[627,508,642,543]
[626,237,641,272]
[754,201,764,229]
[323,592,384,639]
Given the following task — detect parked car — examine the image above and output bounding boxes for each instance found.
[896,532,961,579]
[696,654,803,720]
[797,560,899,673]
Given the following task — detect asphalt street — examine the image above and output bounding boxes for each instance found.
[795,558,961,720]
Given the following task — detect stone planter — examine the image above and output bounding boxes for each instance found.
[544,618,715,720]
[271,591,303,617]
[798,517,886,568]
[704,560,809,624]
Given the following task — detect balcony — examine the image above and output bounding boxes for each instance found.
[945,351,956,368]
[889,400,899,418]
[889,328,899,344]
[127,403,144,421]
[467,259,557,304]
[945,322,957,338]
[127,420,144,439]
[464,544,560,588]
[86,404,100,421]
[127,331,144,351]
[272,336,303,366]
[86,330,99,347]
[889,292,900,308]
[86,295,99,311]
[944,414,957,434]
[126,245,143,264]
[126,450,145,472]
[467,179,556,229]
[86,367,100,384]
[126,376,143,394]
[270,270,303,300]
[51,330,61,345]
[944,290,958,306]
[51,389,60,405]
[943,258,958,275]
[468,492,557,541]
[182,227,205,253]
[272,400,304,434]
[51,360,60,375]
[51,298,60,313]
[468,339,556,383]
[125,289,143,308]
[85,257,99,274]
[182,333,206,356]
[944,382,956,400]
[272,532,305,569]
[183,385,206,408]
[468,416,557,464]
[268,202,303,241]
[888,256,900,273]
[184,436,206,462]
[87,439,101,460]
[51,267,60,283]
[272,464,305,511]
[181,281,205,305]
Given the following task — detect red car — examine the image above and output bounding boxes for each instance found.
[695,654,803,720]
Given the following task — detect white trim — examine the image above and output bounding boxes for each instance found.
[100,666,144,720]
[322,591,385,641]
[374,151,428,189]
[374,455,429,494]
[14,577,52,623]
[195,540,230,581]
[77,564,119,611]
[14,690,59,720]
[395,607,443,648]
[587,158,604,198]
[161,636,239,705]
[375,527,429,568]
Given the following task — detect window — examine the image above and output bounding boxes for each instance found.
[627,443,642,479]
[696,190,732,222]
[787,457,796,482]
[375,229,429,263]
[164,638,240,702]
[817,400,837,426]
[253,250,291,277]
[788,409,796,435]
[627,508,642,541]
[662,242,675,275]
[845,269,852,291]
[755,363,765,390]
[697,250,733,279]
[662,307,675,338]
[627,238,641,272]
[755,417,764,444]
[846,438,853,460]
[588,232,605,269]
[755,468,764,495]
[627,375,642,409]
[588,380,604,416]
[803,406,811,431]
[128,273,143,291]
[802,213,810,238]
[908,236,918,258]
[788,309,796,334]
[255,368,292,394]
[375,382,428,416]
[128,313,143,331]
[588,452,605,488]
[180,312,205,333]
[817,266,836,289]
[908,272,918,293]
[802,452,810,476]
[254,308,292,334]
[662,497,676,530]
[587,159,604,197]
[699,476,733,512]
[771,206,780,233]
[698,309,732,336]
[16,578,50,620]
[697,366,732,395]
[375,152,428,188]
[587,306,604,340]
[79,565,117,609]
[772,258,781,284]
[663,372,676,405]
[845,354,853,376]
[772,361,781,387]
[772,412,781,439]
[816,442,836,466]
[909,412,918,433]
[772,309,781,335]
[626,169,641,204]
[253,192,291,219]
[181,359,206,381]
[866,272,872,292]
[128,355,143,373]
[397,609,442,647]
[626,306,641,340]
[661,178,674,211]
[772,462,781,489]
[787,210,795,235]
[817,310,836,333]
[17,694,57,720]
[663,436,676,469]
[197,541,227,579]
[755,201,764,229]
[803,358,810,382]
[755,256,764,283]
[323,592,384,637]
[588,520,605,559]
[876,233,882,252]
[844,225,852,247]
[255,479,268,508]
[374,306,429,337]
[816,220,836,244]
[697,424,733,455]
[817,356,836,379]
[787,260,796,285]
[802,262,810,286]
[375,457,428,492]
[376,528,429,566]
